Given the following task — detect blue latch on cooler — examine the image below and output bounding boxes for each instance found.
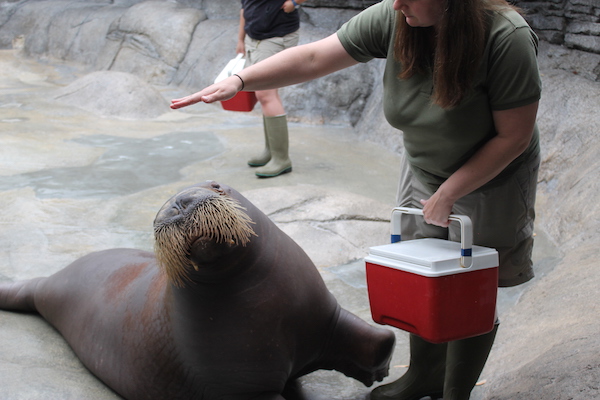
[390,207,474,268]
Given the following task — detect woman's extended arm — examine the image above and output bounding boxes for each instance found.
[420,101,539,227]
[170,34,359,109]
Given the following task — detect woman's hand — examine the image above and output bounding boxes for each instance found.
[420,194,453,228]
[170,75,242,109]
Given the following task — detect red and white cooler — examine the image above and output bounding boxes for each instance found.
[214,54,258,112]
[365,207,499,343]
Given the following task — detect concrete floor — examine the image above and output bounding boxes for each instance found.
[0,50,559,399]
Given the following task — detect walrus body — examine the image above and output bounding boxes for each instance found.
[0,181,395,399]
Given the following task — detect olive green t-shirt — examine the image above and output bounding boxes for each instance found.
[337,0,541,190]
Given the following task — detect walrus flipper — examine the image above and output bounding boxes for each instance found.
[321,308,396,387]
[0,277,44,312]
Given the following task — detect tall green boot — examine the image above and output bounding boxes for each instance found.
[247,116,271,167]
[443,324,499,400]
[370,334,446,400]
[255,114,292,178]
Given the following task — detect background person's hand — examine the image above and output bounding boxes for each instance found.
[282,0,296,13]
[236,42,245,55]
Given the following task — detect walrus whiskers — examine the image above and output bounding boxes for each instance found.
[154,195,256,286]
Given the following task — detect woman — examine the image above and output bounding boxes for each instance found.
[238,0,305,178]
[171,0,541,398]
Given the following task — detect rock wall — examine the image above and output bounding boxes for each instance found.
[0,0,376,126]
[517,0,600,58]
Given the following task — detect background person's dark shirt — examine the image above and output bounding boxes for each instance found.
[241,0,300,40]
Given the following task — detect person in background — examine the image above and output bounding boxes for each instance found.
[238,0,305,178]
[171,0,541,398]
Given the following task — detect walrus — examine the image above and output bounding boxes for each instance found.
[0,180,395,399]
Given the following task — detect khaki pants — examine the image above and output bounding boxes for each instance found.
[244,30,300,66]
[396,152,540,287]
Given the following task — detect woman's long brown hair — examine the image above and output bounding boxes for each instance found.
[394,0,518,109]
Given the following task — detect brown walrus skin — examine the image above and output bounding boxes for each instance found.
[0,181,395,400]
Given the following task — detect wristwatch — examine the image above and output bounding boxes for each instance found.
[291,0,300,9]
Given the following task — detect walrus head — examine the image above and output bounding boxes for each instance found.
[153,181,256,287]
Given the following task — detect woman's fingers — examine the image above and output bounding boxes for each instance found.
[170,80,239,109]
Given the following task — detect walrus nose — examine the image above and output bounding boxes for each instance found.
[155,188,215,224]
[175,188,217,212]
[155,182,227,225]
[176,192,202,211]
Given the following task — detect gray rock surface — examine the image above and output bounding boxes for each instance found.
[54,71,169,119]
[244,185,391,268]
[0,0,375,126]
[476,44,600,400]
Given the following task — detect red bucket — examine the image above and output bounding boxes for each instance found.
[214,54,257,112]
[220,91,257,112]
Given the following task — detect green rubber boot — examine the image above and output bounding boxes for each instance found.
[247,116,271,167]
[370,334,446,400]
[255,114,292,178]
[443,324,499,400]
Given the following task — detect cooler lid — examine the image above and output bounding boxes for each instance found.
[366,238,498,276]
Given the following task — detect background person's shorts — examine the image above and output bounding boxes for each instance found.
[245,31,300,67]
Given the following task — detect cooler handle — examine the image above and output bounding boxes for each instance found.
[228,53,245,76]
[390,207,473,269]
